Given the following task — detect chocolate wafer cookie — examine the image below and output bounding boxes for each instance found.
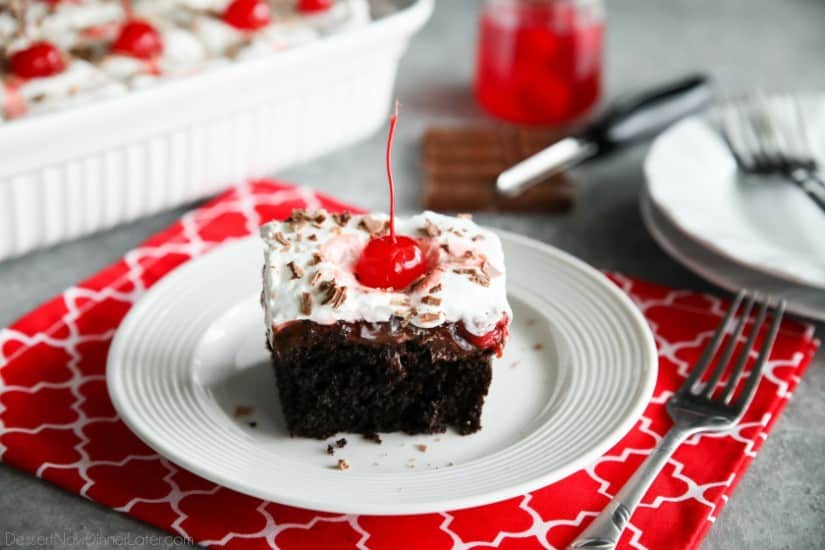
[423,126,574,212]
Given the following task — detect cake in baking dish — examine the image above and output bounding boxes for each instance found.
[0,0,369,122]
[260,209,512,439]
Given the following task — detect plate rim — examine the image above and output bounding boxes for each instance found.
[644,97,825,290]
[639,183,825,322]
[107,229,658,515]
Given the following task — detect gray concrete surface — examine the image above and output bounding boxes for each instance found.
[1,0,824,548]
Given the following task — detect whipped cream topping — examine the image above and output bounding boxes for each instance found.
[261,210,512,342]
[0,0,369,122]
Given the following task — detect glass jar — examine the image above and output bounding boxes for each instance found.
[474,0,605,125]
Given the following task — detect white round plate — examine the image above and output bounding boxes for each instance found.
[107,231,657,515]
[645,94,825,289]
[641,187,825,321]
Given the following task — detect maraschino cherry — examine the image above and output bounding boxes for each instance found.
[297,0,333,13]
[111,19,163,59]
[9,42,66,79]
[222,0,271,31]
[355,103,428,291]
[110,1,163,59]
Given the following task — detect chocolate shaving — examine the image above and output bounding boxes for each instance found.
[418,312,441,323]
[358,216,386,236]
[326,444,335,456]
[330,286,348,309]
[421,295,442,306]
[471,273,491,287]
[300,292,312,315]
[482,261,502,278]
[332,212,352,226]
[309,271,323,286]
[409,276,428,292]
[422,219,441,237]
[335,438,347,448]
[440,243,451,254]
[308,233,318,241]
[287,261,304,279]
[335,459,350,471]
[463,250,475,259]
[430,284,442,293]
[309,252,323,265]
[287,209,309,223]
[453,267,477,275]
[472,234,485,242]
[416,444,428,453]
[391,296,411,306]
[274,232,290,247]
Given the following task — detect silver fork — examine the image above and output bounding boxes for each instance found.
[568,290,786,550]
[720,95,825,215]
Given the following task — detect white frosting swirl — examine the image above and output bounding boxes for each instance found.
[261,211,512,339]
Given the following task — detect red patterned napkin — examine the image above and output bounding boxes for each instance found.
[0,180,818,549]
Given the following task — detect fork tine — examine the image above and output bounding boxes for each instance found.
[701,292,755,398]
[680,290,745,395]
[731,299,785,410]
[719,297,768,403]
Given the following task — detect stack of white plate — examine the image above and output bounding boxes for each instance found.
[643,94,825,321]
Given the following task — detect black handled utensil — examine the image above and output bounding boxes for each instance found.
[496,74,713,196]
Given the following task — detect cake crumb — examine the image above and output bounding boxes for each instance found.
[300,292,313,315]
[364,432,382,444]
[287,261,304,279]
[326,444,335,456]
[233,405,255,418]
[335,438,348,449]
[532,343,544,351]
[335,459,350,471]
[416,444,428,453]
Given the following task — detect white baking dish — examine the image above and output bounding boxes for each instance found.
[0,0,433,262]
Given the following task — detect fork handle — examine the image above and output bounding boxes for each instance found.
[567,426,691,550]
[789,167,825,216]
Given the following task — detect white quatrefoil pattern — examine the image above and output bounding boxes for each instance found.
[0,180,819,549]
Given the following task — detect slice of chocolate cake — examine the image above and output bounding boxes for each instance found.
[260,209,511,439]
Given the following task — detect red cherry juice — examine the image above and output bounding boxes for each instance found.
[474,0,604,125]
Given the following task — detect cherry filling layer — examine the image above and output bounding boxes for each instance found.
[458,316,510,357]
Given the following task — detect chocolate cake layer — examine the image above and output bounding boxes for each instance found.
[269,319,493,439]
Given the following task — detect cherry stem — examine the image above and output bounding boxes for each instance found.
[386,100,399,242]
